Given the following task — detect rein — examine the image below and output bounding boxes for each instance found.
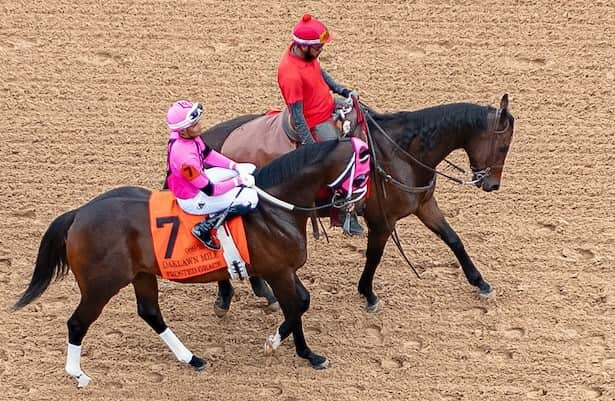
[359,102,505,280]
[254,186,365,212]
[364,109,491,187]
[254,150,367,213]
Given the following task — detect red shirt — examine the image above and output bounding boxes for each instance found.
[277,44,335,128]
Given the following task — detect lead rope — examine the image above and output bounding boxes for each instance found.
[364,109,421,279]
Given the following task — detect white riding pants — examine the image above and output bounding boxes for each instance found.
[176,167,258,215]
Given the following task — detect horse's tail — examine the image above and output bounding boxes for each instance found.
[13,209,78,310]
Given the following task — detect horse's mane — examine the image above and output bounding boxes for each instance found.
[255,140,341,189]
[371,103,492,149]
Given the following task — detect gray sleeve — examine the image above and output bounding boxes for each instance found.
[288,101,315,144]
[321,68,350,97]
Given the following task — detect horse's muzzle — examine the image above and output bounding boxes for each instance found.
[479,175,501,192]
[482,182,500,192]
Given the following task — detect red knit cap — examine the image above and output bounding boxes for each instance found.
[292,14,331,45]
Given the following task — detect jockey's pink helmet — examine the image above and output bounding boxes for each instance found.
[292,14,332,46]
[166,100,203,131]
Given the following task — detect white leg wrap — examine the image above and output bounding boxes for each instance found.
[65,343,91,388]
[265,328,282,353]
[159,328,193,363]
[270,330,282,349]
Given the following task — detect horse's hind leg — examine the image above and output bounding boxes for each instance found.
[214,278,278,318]
[214,280,235,318]
[249,277,279,312]
[66,286,120,387]
[416,196,492,297]
[132,273,205,370]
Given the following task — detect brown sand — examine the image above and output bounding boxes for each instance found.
[1,1,614,400]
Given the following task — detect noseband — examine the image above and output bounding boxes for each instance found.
[468,107,510,186]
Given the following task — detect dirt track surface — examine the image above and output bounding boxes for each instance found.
[1,1,614,400]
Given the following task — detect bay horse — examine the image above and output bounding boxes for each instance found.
[14,139,366,387]
[204,94,515,312]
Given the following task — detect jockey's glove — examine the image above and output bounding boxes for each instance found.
[240,174,255,188]
[341,89,359,100]
[234,162,256,176]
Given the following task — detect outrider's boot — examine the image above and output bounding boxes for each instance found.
[341,211,365,236]
[192,214,221,250]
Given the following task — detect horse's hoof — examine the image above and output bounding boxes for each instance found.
[189,355,207,371]
[213,302,229,318]
[213,291,233,318]
[264,333,281,354]
[264,339,275,354]
[309,355,330,370]
[366,297,382,313]
[478,281,494,299]
[76,373,91,388]
[264,301,280,314]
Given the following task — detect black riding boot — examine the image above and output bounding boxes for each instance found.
[192,204,255,251]
[223,204,254,221]
[192,214,222,250]
[341,211,365,236]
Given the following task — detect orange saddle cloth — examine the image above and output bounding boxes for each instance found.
[148,191,250,281]
[221,110,297,167]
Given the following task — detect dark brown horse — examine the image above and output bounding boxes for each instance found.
[14,139,364,387]
[205,95,515,312]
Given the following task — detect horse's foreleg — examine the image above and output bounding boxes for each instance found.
[66,286,119,387]
[291,274,328,369]
[133,273,205,370]
[263,272,296,354]
[358,225,392,312]
[416,196,493,297]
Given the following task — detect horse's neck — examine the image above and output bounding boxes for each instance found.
[375,113,470,168]
[268,171,328,208]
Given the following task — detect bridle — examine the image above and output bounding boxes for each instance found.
[360,103,509,279]
[364,103,509,191]
[467,107,510,186]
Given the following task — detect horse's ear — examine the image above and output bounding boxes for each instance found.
[500,94,509,111]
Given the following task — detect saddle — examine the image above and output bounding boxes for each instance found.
[220,96,366,167]
[148,191,250,281]
[221,110,296,168]
[282,96,366,142]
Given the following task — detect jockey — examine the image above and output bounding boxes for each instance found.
[165,100,258,250]
[277,13,359,145]
[277,14,364,236]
